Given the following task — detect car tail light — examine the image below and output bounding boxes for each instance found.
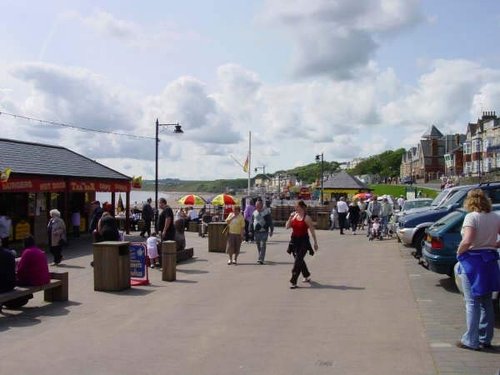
[430,237,444,250]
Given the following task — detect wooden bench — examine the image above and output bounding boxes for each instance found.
[177,247,194,263]
[0,272,69,309]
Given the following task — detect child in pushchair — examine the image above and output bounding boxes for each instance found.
[369,216,382,241]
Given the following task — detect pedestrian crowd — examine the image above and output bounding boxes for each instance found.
[1,191,500,355]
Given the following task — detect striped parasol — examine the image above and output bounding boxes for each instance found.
[210,193,236,206]
[178,194,207,206]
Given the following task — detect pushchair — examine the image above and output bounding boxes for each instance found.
[368,216,383,241]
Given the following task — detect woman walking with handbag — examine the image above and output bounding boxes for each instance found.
[286,200,319,289]
[47,209,67,266]
[225,206,245,265]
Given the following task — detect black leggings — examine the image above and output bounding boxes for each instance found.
[289,236,312,285]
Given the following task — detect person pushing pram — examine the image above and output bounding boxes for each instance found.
[366,195,381,237]
[368,215,382,241]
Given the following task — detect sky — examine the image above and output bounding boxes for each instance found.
[1,0,500,181]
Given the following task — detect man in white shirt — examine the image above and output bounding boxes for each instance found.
[397,195,405,210]
[336,197,349,235]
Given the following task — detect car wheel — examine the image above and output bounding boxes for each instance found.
[413,230,425,258]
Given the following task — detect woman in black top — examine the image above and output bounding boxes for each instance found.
[348,199,361,235]
[97,212,120,241]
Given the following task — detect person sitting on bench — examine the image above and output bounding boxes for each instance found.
[4,235,51,309]
[17,235,50,286]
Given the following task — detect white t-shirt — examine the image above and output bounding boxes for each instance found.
[336,201,349,214]
[397,197,405,208]
[461,211,500,250]
[189,209,199,220]
[146,236,159,258]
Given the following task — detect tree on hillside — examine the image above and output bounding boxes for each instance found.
[286,161,342,184]
[350,148,405,178]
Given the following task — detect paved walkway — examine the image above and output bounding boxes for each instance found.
[0,228,498,375]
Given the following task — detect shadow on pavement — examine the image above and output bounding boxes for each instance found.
[309,281,365,291]
[437,277,460,294]
[0,300,81,332]
[176,269,209,274]
[102,288,154,296]
[263,260,294,266]
[178,257,208,264]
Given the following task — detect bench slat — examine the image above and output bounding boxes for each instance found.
[0,280,63,304]
[0,271,68,305]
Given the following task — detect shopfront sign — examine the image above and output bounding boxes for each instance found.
[0,177,131,192]
[0,178,65,192]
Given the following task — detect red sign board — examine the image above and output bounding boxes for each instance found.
[0,177,131,192]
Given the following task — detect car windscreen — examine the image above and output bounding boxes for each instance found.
[404,200,432,210]
[431,189,452,206]
[443,189,469,207]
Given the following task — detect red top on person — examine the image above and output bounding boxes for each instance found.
[16,236,50,286]
[291,216,309,237]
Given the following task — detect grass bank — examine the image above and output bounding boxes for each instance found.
[369,184,439,199]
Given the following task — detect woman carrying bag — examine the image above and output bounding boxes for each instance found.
[225,206,245,265]
[456,189,500,351]
[286,200,319,289]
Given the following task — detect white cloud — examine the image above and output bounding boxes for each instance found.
[262,0,423,79]
[63,9,200,49]
[381,59,500,129]
[4,57,500,180]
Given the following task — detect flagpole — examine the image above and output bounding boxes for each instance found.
[247,131,251,196]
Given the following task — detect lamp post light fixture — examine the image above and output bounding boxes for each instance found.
[155,118,183,223]
[315,153,324,204]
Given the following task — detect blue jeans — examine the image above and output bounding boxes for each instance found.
[254,231,268,262]
[459,272,494,348]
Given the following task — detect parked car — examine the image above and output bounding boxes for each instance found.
[401,176,414,184]
[397,182,500,257]
[394,198,433,222]
[422,206,500,276]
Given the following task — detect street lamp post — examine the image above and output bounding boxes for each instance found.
[315,153,324,204]
[155,118,183,224]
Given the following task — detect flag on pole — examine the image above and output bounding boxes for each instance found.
[131,176,143,189]
[243,155,249,173]
[1,168,12,182]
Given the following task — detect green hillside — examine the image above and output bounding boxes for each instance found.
[141,148,407,192]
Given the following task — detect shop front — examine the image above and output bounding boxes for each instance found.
[0,176,131,247]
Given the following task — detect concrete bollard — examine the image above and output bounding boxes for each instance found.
[161,240,177,281]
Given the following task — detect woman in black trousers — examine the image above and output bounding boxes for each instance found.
[286,200,319,289]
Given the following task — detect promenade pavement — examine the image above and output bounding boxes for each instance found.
[0,227,498,375]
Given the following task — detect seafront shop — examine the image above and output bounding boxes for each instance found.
[0,177,131,247]
[0,138,132,248]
